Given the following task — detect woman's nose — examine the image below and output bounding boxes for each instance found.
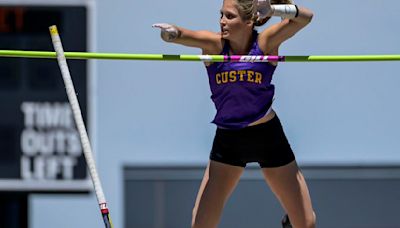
[220,17,226,25]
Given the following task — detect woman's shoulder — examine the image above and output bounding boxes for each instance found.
[202,35,226,67]
[256,27,279,55]
[200,31,224,55]
[254,30,279,66]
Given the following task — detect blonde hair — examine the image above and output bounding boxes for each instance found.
[235,0,294,26]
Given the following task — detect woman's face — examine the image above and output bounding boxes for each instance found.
[220,0,252,40]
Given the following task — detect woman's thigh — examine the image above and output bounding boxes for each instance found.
[192,160,244,228]
[261,160,315,228]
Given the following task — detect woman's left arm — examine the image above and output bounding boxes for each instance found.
[259,6,314,53]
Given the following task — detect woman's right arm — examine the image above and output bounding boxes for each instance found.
[153,23,222,54]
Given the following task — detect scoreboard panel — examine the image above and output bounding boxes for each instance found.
[0,4,92,192]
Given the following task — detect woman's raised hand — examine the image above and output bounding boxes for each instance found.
[152,23,180,42]
[256,0,273,20]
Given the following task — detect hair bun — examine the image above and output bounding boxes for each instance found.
[254,17,270,27]
[270,0,295,4]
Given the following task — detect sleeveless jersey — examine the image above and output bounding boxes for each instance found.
[206,31,277,129]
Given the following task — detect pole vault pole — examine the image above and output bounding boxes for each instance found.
[49,25,113,228]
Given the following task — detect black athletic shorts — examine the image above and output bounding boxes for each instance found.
[210,115,295,168]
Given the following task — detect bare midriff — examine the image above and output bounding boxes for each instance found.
[247,109,276,127]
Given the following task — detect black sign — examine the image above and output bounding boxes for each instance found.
[0,6,90,192]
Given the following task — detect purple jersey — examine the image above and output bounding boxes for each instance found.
[206,31,276,129]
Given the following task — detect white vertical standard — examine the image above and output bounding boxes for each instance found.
[49,25,113,228]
